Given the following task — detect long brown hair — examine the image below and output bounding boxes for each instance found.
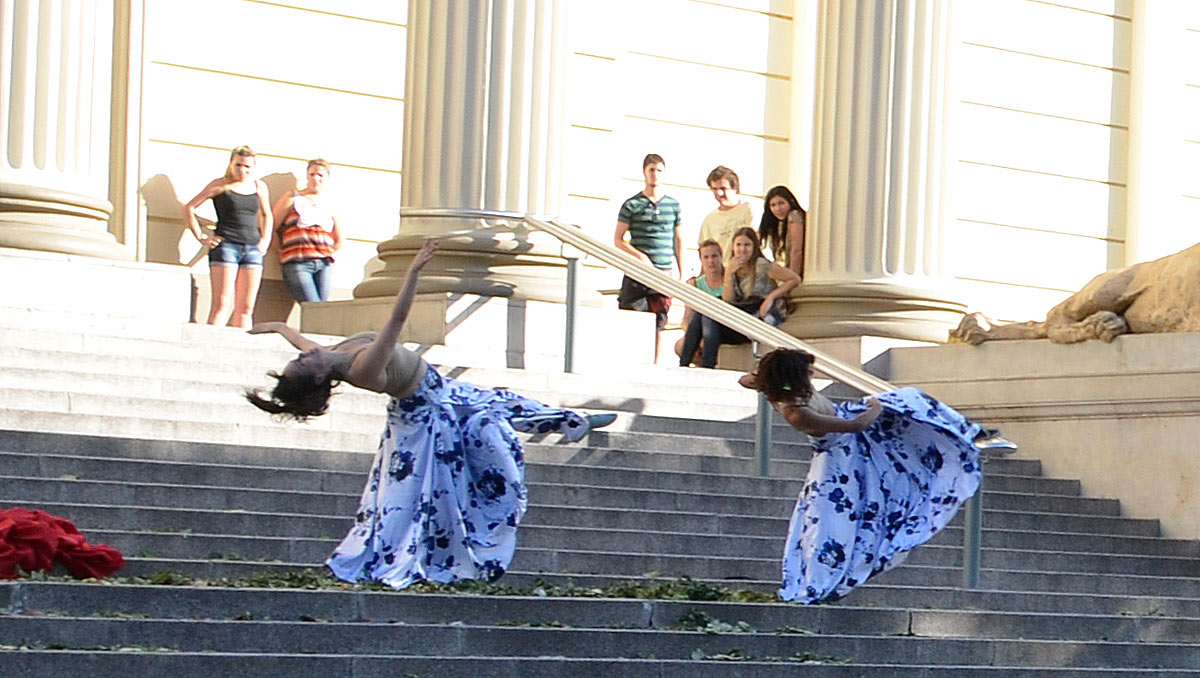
[730,227,766,298]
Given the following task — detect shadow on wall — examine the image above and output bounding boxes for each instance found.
[140,173,193,266]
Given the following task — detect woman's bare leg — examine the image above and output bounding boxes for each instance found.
[230,265,263,329]
[207,264,237,325]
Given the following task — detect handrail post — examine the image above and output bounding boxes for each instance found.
[752,342,772,477]
[961,472,983,589]
[564,256,579,373]
[755,392,772,477]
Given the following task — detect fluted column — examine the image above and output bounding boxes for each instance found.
[789,0,964,342]
[0,0,125,259]
[356,0,572,302]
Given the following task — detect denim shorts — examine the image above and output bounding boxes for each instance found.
[208,240,263,268]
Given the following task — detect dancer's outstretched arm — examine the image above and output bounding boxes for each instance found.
[347,239,439,390]
[248,321,322,352]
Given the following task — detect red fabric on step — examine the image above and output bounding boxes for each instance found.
[0,508,124,579]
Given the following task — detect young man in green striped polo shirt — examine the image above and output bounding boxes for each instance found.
[613,153,683,361]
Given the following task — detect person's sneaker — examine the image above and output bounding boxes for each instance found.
[586,413,617,430]
[974,429,1018,455]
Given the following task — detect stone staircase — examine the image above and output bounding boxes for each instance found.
[4,308,1200,675]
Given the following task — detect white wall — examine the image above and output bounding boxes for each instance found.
[139,0,407,301]
[561,0,798,283]
[949,0,1131,321]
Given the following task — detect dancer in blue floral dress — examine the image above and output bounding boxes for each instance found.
[740,348,1008,603]
[247,239,616,588]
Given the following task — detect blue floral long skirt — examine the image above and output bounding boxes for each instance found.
[779,387,982,603]
[326,365,589,588]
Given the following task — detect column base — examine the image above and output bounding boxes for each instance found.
[355,215,600,304]
[781,279,967,343]
[0,183,125,259]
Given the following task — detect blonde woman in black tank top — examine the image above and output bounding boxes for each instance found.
[183,145,273,328]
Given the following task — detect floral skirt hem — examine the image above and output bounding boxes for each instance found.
[326,366,588,589]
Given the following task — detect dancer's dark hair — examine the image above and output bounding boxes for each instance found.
[758,185,805,258]
[755,348,815,404]
[245,367,338,422]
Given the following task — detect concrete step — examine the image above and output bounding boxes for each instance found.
[8,651,1198,677]
[0,328,766,414]
[8,497,1167,574]
[0,388,389,430]
[2,496,1168,565]
[98,545,1200,599]
[3,614,1200,669]
[0,408,382,452]
[0,359,768,434]
[76,524,1200,579]
[0,426,1049,489]
[0,317,749,387]
[0,449,1081,502]
[0,304,194,341]
[0,364,761,424]
[7,581,1200,644]
[0,382,768,443]
[12,576,1200,628]
[481,568,1200,618]
[0,473,1125,526]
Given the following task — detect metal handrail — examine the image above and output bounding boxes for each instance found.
[402,206,982,589]
[403,206,893,393]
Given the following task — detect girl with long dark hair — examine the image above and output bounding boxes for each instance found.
[740,348,1012,603]
[758,185,806,279]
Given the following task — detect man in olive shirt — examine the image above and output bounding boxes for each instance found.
[614,153,683,360]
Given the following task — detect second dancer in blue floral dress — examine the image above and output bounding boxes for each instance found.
[740,348,1004,603]
[246,239,616,588]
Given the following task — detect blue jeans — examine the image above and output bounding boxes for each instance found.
[282,258,333,302]
[679,313,749,368]
[679,299,781,368]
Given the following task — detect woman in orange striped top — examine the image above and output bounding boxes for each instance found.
[273,159,344,302]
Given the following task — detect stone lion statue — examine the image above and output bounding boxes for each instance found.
[950,242,1200,345]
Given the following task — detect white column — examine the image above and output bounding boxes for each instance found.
[0,0,125,259]
[791,0,964,342]
[355,0,572,302]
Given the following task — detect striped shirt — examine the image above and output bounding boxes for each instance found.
[618,192,681,271]
[279,194,337,264]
